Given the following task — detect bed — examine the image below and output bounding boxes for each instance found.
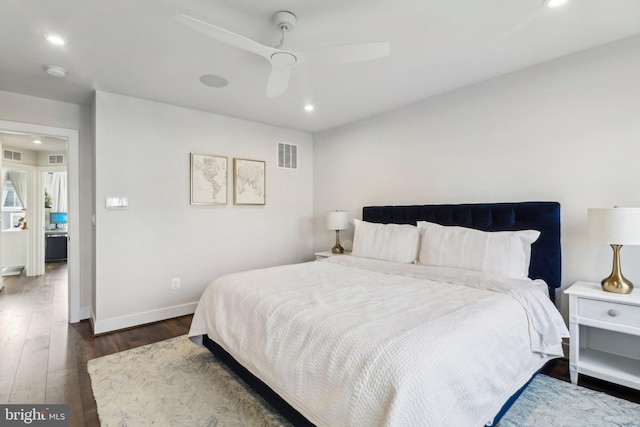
[189,201,568,426]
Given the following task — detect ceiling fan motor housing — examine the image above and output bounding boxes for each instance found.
[272,11,297,31]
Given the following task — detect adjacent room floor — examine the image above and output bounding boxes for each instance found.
[0,263,637,426]
[0,263,190,426]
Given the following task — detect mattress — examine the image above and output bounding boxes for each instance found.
[189,255,568,427]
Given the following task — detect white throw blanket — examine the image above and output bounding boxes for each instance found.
[189,256,568,427]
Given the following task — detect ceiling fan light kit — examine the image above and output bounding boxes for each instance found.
[176,11,390,98]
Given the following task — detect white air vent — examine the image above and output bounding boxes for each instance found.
[277,142,298,170]
[3,149,22,162]
[48,154,65,165]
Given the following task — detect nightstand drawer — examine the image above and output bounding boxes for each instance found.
[579,298,640,328]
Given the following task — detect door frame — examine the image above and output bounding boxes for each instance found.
[0,120,80,323]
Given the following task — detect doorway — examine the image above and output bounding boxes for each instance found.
[0,120,80,323]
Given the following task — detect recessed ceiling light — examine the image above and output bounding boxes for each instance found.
[44,65,67,77]
[545,0,569,8]
[46,34,66,46]
[304,104,314,112]
[33,139,43,144]
[199,74,229,88]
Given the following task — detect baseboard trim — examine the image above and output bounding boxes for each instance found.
[92,302,197,335]
[79,306,91,321]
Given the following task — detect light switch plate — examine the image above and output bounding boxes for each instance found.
[105,196,128,209]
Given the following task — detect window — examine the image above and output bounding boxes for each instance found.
[3,183,22,208]
[2,181,24,231]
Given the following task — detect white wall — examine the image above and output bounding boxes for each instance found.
[0,91,94,315]
[313,35,640,318]
[3,146,65,168]
[1,145,37,165]
[2,230,27,266]
[93,91,314,332]
[37,152,67,167]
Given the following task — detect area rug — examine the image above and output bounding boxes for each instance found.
[88,335,640,427]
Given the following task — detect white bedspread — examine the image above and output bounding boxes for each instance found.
[189,256,568,427]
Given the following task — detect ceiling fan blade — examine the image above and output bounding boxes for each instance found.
[175,14,275,59]
[297,41,390,65]
[266,64,292,98]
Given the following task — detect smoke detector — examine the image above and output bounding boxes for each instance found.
[45,65,67,77]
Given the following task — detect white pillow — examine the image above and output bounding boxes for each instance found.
[416,221,540,278]
[352,219,420,264]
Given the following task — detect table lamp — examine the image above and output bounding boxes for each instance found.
[588,207,640,293]
[326,211,349,254]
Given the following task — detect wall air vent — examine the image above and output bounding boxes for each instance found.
[3,149,22,162]
[48,154,65,165]
[277,142,298,170]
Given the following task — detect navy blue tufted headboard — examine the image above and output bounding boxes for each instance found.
[362,202,561,302]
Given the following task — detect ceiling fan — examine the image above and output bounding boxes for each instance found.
[175,11,390,98]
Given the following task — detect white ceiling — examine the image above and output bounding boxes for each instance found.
[0,132,67,152]
[1,0,639,133]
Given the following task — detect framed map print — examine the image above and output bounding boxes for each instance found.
[190,153,228,205]
[233,158,265,205]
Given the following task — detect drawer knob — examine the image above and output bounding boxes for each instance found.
[607,309,618,317]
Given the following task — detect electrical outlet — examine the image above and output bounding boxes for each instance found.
[171,278,181,290]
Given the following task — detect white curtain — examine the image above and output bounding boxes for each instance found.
[44,172,67,212]
[6,170,28,209]
[1,173,6,206]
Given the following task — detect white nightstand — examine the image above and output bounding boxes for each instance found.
[314,251,350,260]
[564,281,640,390]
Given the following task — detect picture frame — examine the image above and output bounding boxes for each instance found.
[190,153,228,205]
[233,158,266,205]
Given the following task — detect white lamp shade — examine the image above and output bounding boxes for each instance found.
[326,211,349,231]
[588,208,640,245]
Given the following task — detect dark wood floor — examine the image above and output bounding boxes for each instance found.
[0,263,191,426]
[0,263,638,427]
[540,356,640,404]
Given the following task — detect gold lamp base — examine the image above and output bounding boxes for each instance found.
[331,230,344,254]
[601,244,634,294]
[602,277,633,294]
